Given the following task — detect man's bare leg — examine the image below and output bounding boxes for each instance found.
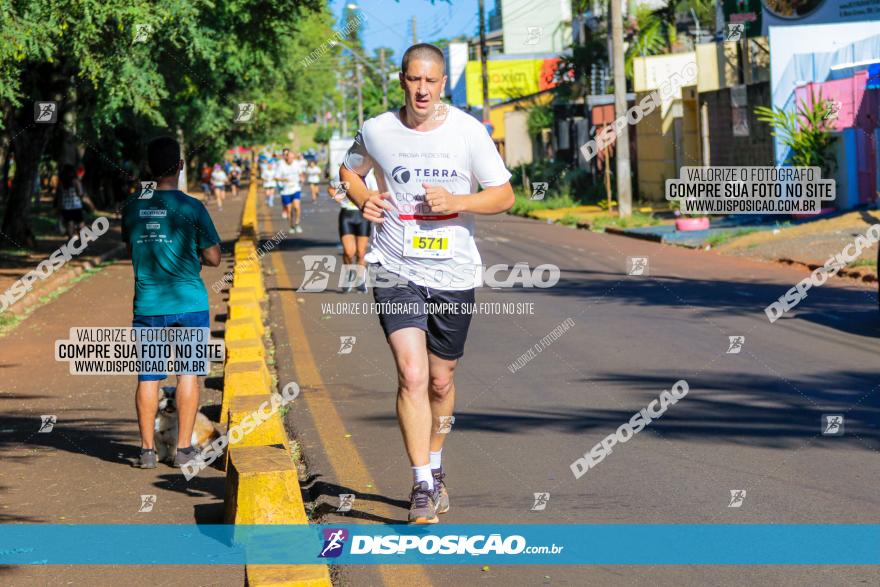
[388,328,431,467]
[427,352,456,514]
[174,374,199,449]
[428,352,457,452]
[388,327,438,523]
[135,380,160,449]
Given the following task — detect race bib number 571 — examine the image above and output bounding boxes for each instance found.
[403,226,455,259]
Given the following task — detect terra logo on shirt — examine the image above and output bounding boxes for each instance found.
[391,166,411,183]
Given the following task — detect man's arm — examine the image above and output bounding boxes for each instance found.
[340,165,392,224]
[200,245,221,267]
[423,182,514,216]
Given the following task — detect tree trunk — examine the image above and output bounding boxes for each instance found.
[1,120,53,248]
[1,63,67,248]
[0,142,9,206]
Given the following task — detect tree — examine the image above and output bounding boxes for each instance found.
[526,104,554,137]
[0,0,327,247]
[755,92,836,176]
[624,6,671,79]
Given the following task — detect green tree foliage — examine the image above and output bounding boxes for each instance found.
[526,104,554,137]
[313,125,334,144]
[624,6,673,79]
[0,0,329,246]
[755,93,837,175]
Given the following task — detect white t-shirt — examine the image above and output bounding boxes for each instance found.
[262,164,275,183]
[344,106,511,290]
[211,169,228,186]
[275,160,302,195]
[306,165,321,184]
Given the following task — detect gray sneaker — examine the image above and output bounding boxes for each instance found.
[137,448,157,469]
[432,468,449,514]
[173,447,200,468]
[408,481,439,524]
[295,224,303,234]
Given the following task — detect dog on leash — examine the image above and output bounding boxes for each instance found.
[154,387,219,464]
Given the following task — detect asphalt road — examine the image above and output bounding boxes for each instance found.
[262,192,880,587]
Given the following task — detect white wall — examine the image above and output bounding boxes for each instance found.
[501,0,572,55]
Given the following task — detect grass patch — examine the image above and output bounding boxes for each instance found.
[0,263,108,338]
[509,190,579,216]
[705,227,761,248]
[848,257,877,268]
[589,212,660,232]
[557,214,581,227]
[0,312,23,332]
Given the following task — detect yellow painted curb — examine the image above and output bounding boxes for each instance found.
[226,445,331,586]
[225,359,272,388]
[225,337,265,362]
[228,286,261,304]
[235,264,263,275]
[247,564,332,587]
[224,445,307,524]
[224,181,331,587]
[233,271,265,292]
[225,323,262,343]
[234,251,256,263]
[222,360,272,425]
[234,249,256,260]
[229,300,262,323]
[225,316,265,338]
[227,394,289,452]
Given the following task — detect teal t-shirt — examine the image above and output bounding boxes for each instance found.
[121,190,220,316]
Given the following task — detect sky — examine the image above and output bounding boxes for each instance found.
[327,0,493,60]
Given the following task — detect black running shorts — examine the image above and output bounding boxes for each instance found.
[338,208,371,238]
[372,274,475,360]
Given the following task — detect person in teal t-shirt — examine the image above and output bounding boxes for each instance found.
[122,135,221,471]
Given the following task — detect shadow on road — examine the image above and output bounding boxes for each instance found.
[301,473,409,524]
[492,268,880,339]
[358,368,879,449]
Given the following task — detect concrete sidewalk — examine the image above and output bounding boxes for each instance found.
[0,190,246,585]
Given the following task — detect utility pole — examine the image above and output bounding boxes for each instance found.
[610,0,632,217]
[380,47,388,111]
[478,0,490,124]
[411,16,417,45]
[341,80,348,138]
[355,63,364,128]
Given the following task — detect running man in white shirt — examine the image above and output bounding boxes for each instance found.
[210,163,228,211]
[306,160,322,202]
[259,158,272,207]
[340,43,514,524]
[276,149,305,233]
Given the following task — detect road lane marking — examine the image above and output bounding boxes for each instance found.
[265,208,432,587]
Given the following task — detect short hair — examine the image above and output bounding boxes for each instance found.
[401,43,445,74]
[147,136,181,179]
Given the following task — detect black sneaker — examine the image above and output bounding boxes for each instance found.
[173,446,200,468]
[432,468,449,514]
[408,481,439,524]
[137,448,157,469]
